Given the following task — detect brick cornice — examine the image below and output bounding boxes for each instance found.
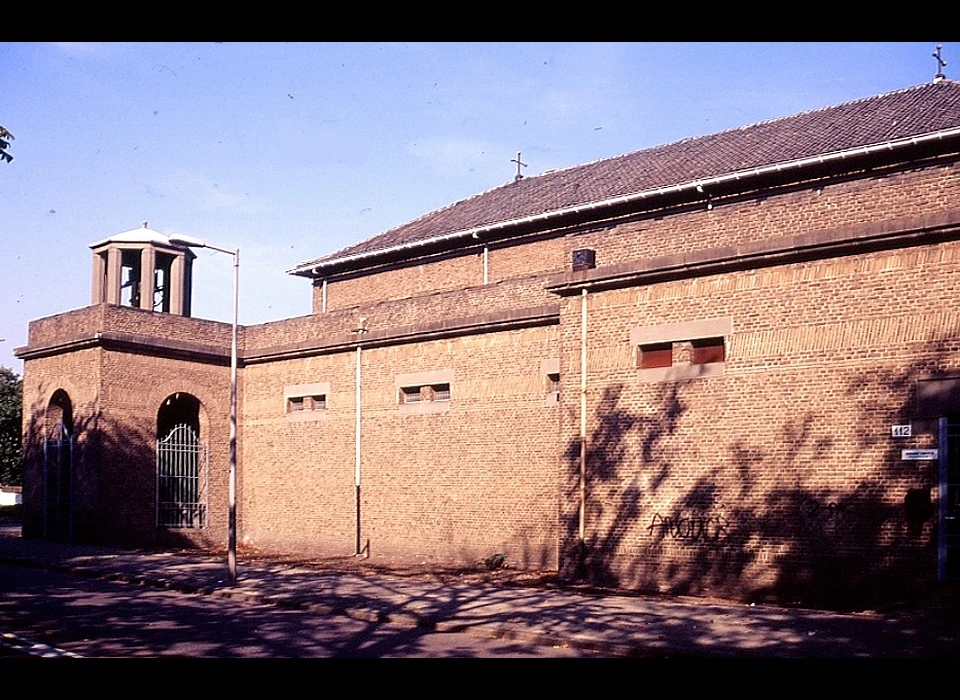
[545,209,960,295]
[243,304,560,364]
[17,305,561,366]
[15,331,231,365]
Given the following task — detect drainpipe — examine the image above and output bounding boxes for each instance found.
[579,288,588,560]
[321,279,328,313]
[938,417,947,582]
[355,344,362,555]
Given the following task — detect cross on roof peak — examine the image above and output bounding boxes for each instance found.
[511,151,527,183]
[933,44,948,83]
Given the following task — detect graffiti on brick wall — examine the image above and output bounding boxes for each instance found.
[795,499,852,536]
[646,511,728,544]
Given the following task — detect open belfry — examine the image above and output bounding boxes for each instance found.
[17,80,960,607]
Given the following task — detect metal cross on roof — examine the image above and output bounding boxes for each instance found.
[934,45,948,82]
[511,151,527,182]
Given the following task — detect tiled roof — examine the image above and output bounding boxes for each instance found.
[294,80,960,275]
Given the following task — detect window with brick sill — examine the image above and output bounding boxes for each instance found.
[401,383,451,404]
[396,370,453,414]
[631,318,731,384]
[288,394,326,413]
[284,382,331,421]
[692,337,725,365]
[639,342,673,369]
[638,338,725,369]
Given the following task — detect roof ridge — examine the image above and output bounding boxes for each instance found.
[315,180,516,263]
[297,80,960,274]
[516,81,960,185]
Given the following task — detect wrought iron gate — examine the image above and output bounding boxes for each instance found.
[156,424,208,528]
[43,421,73,541]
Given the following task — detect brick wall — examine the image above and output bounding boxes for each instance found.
[316,235,565,313]
[18,149,960,607]
[21,348,101,541]
[556,237,960,606]
[239,324,561,568]
[252,273,556,356]
[566,161,960,272]
[94,349,232,548]
[20,321,232,549]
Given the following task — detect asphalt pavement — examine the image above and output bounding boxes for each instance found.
[0,525,956,658]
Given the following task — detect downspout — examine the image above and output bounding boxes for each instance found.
[355,344,363,555]
[938,417,948,582]
[321,279,328,313]
[579,288,588,567]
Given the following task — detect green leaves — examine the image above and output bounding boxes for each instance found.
[0,368,22,485]
[0,126,14,164]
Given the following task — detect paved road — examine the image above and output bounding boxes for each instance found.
[0,563,599,658]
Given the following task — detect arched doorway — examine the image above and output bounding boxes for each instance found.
[43,389,74,541]
[156,393,208,529]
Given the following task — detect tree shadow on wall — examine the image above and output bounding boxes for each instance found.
[561,382,685,588]
[562,338,956,611]
[21,383,206,551]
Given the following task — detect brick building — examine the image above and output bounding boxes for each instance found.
[17,80,960,607]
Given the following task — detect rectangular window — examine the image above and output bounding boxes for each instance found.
[401,386,422,403]
[639,342,673,369]
[400,383,451,404]
[541,358,561,405]
[631,318,732,383]
[284,382,331,421]
[548,373,560,397]
[396,370,454,415]
[287,394,325,413]
[692,337,725,365]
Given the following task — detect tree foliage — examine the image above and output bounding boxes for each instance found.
[0,126,14,164]
[0,367,22,485]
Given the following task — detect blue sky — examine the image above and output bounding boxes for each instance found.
[2,42,956,372]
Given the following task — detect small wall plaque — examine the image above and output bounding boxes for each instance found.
[901,449,938,461]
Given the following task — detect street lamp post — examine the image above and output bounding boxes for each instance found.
[168,233,239,584]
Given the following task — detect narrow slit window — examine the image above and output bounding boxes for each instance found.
[547,372,560,400]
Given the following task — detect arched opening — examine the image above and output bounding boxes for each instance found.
[44,389,74,541]
[46,389,74,437]
[156,393,207,529]
[157,392,200,439]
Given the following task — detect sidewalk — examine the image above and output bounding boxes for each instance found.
[0,527,957,658]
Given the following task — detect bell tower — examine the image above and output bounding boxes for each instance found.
[90,222,196,316]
